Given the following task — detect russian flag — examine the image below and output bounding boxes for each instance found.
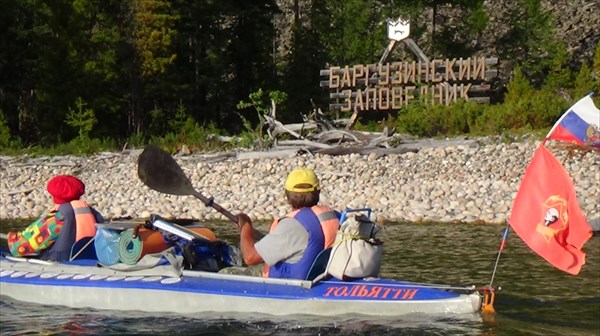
[546,94,600,148]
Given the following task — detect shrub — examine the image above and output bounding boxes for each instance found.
[66,98,97,142]
[0,110,11,148]
[572,63,596,100]
[396,101,439,137]
[394,98,485,137]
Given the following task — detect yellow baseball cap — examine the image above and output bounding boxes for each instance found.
[285,168,320,192]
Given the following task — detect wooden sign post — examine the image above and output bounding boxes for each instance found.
[322,16,498,130]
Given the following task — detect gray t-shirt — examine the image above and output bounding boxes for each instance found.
[255,217,309,266]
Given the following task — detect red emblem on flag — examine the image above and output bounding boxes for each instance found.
[535,195,568,243]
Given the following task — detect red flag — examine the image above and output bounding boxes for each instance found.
[509,144,592,275]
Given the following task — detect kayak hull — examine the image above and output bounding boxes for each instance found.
[0,256,482,317]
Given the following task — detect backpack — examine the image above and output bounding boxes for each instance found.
[326,212,383,280]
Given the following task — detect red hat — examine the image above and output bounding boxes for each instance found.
[47,175,85,204]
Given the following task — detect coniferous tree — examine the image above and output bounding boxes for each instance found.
[319,0,386,65]
[281,0,329,122]
[129,0,179,134]
[168,0,230,131]
[498,0,559,87]
[223,0,279,131]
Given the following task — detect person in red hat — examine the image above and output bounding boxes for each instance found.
[6,175,104,261]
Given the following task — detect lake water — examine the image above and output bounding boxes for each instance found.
[0,220,598,336]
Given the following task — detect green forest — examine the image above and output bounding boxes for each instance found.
[0,0,599,155]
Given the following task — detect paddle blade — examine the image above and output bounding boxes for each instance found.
[138,145,196,196]
[137,145,239,224]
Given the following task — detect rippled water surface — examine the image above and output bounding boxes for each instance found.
[1,220,598,336]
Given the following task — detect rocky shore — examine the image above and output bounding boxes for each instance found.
[1,137,598,226]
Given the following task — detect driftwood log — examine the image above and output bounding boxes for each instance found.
[253,104,422,158]
[196,102,482,160]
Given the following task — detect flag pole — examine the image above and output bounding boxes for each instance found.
[489,221,510,288]
[480,221,510,314]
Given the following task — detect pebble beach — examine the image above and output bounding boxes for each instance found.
[1,137,598,226]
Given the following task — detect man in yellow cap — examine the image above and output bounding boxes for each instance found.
[233,167,339,279]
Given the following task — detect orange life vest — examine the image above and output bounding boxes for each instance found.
[262,205,339,277]
[70,200,98,242]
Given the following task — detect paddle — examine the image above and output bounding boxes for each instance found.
[0,233,7,240]
[137,145,239,226]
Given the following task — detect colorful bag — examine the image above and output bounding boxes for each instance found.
[326,214,383,280]
[8,212,62,257]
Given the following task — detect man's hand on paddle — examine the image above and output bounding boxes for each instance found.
[237,213,252,229]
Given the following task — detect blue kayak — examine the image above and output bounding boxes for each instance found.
[1,211,485,317]
[0,252,482,317]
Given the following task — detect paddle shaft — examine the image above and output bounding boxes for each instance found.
[0,233,6,240]
[190,190,238,223]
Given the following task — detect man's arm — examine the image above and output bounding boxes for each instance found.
[238,213,264,265]
[255,218,308,266]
